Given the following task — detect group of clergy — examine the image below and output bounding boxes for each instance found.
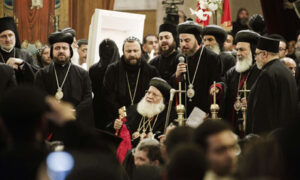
[0,15,298,146]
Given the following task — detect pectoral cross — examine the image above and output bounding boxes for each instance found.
[238,83,251,132]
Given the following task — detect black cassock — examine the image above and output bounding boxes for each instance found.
[247,59,298,134]
[103,57,159,124]
[89,60,119,129]
[170,47,222,116]
[220,65,261,135]
[0,48,36,84]
[35,62,94,127]
[0,64,17,99]
[219,52,236,77]
[125,104,176,147]
[149,50,179,82]
[89,39,120,129]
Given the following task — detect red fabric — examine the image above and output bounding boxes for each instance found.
[116,117,132,163]
[46,132,53,141]
[221,0,232,31]
[14,0,55,44]
[209,83,223,104]
[196,2,210,27]
[238,73,248,90]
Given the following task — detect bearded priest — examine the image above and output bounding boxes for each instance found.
[113,77,176,146]
[209,30,261,137]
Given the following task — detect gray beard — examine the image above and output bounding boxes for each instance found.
[137,97,165,118]
[235,52,253,73]
[207,44,221,55]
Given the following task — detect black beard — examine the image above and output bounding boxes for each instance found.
[53,57,70,66]
[124,57,141,66]
[160,42,176,57]
[239,18,248,25]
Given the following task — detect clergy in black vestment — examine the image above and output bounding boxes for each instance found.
[232,8,249,37]
[113,77,176,147]
[210,30,261,136]
[35,32,94,127]
[171,21,222,116]
[0,64,17,99]
[150,23,179,82]
[202,25,236,77]
[247,36,298,134]
[103,36,159,124]
[0,17,36,84]
[89,39,120,129]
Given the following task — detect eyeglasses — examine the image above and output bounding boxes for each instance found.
[279,48,286,51]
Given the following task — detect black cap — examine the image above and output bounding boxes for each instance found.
[0,17,21,48]
[177,20,202,45]
[62,27,76,38]
[235,30,260,57]
[249,14,265,34]
[257,36,279,53]
[149,77,172,100]
[267,34,286,44]
[235,30,260,45]
[159,23,178,39]
[202,25,227,45]
[48,31,74,45]
[159,23,178,45]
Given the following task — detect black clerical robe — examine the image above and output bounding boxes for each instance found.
[149,50,179,82]
[170,47,222,116]
[221,65,261,135]
[125,104,176,147]
[35,62,94,127]
[220,52,236,77]
[0,64,17,99]
[247,59,298,134]
[0,48,36,84]
[89,61,118,129]
[103,57,159,124]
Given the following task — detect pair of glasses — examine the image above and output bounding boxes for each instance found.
[279,48,286,51]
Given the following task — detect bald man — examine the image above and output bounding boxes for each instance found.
[280,57,296,77]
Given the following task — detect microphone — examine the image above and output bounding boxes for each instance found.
[178,56,186,81]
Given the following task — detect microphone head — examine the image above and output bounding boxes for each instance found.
[178,56,185,63]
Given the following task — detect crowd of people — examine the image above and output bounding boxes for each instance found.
[0,7,300,180]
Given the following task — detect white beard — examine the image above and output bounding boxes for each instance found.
[256,61,263,70]
[235,52,253,73]
[137,97,165,118]
[207,44,221,55]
